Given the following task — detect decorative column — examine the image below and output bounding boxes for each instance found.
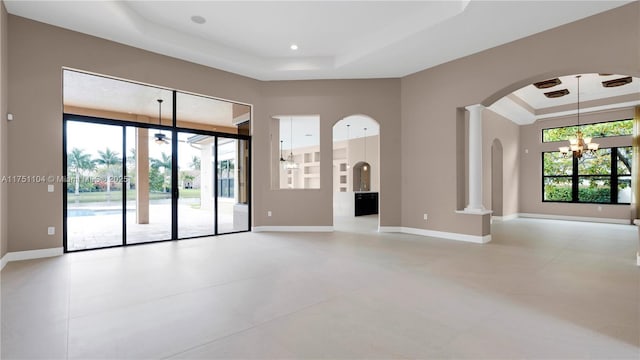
[136,127,150,224]
[465,104,485,213]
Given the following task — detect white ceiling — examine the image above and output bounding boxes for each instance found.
[5,1,633,81]
[489,73,640,125]
[513,74,639,109]
[64,69,239,127]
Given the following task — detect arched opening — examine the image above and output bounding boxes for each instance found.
[352,161,371,192]
[479,72,638,235]
[332,115,380,232]
[491,139,504,217]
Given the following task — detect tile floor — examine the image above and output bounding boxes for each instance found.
[1,217,639,359]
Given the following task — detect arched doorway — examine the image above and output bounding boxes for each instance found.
[332,115,380,232]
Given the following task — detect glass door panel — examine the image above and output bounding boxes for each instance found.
[66,121,123,250]
[177,132,216,238]
[126,126,173,244]
[217,138,250,234]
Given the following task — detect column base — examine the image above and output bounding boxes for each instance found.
[459,207,493,215]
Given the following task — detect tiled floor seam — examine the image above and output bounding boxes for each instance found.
[160,297,334,359]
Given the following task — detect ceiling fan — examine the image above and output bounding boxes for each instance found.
[154,99,169,145]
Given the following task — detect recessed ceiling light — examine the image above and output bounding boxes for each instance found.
[290,44,298,51]
[191,15,206,25]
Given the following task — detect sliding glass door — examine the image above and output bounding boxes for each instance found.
[64,118,250,252]
[65,121,124,251]
[217,138,250,234]
[125,126,173,244]
[177,131,216,238]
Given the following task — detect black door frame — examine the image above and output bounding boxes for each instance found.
[62,109,251,253]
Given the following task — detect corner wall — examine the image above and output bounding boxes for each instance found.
[0,1,8,261]
[256,80,401,228]
[6,15,261,253]
[6,15,402,253]
[400,1,640,236]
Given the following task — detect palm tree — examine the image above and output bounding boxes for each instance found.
[190,155,201,170]
[67,148,93,196]
[151,152,172,192]
[95,148,121,196]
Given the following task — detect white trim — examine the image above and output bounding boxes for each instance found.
[378,226,490,244]
[637,252,640,267]
[378,226,402,233]
[456,209,493,215]
[252,226,334,232]
[491,214,518,222]
[518,213,630,225]
[487,96,536,125]
[0,247,63,271]
[536,101,640,121]
[401,227,491,244]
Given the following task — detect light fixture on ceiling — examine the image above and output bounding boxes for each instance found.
[279,140,286,162]
[154,99,169,145]
[533,78,561,89]
[602,76,632,88]
[290,44,298,51]
[363,127,368,171]
[285,117,298,170]
[191,15,206,24]
[559,75,598,158]
[544,89,569,98]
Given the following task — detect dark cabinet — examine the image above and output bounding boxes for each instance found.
[355,192,378,216]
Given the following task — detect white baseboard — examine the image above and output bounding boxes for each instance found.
[378,226,402,233]
[379,226,491,244]
[0,247,63,271]
[491,214,518,222]
[252,226,334,232]
[518,213,630,225]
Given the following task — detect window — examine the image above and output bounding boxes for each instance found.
[542,119,632,143]
[273,115,320,189]
[543,147,632,204]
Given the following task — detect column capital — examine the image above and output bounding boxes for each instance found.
[465,104,485,113]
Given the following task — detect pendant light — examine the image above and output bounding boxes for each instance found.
[154,99,168,145]
[363,127,368,171]
[346,124,351,169]
[279,140,285,162]
[285,117,298,170]
[559,75,599,158]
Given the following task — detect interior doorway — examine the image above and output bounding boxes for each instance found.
[332,115,380,232]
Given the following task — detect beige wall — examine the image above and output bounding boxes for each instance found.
[6,15,401,252]
[4,2,640,253]
[6,15,261,252]
[0,1,8,258]
[257,80,401,227]
[401,1,639,236]
[519,108,635,221]
[483,109,520,218]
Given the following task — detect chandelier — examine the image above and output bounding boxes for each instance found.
[559,75,598,158]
